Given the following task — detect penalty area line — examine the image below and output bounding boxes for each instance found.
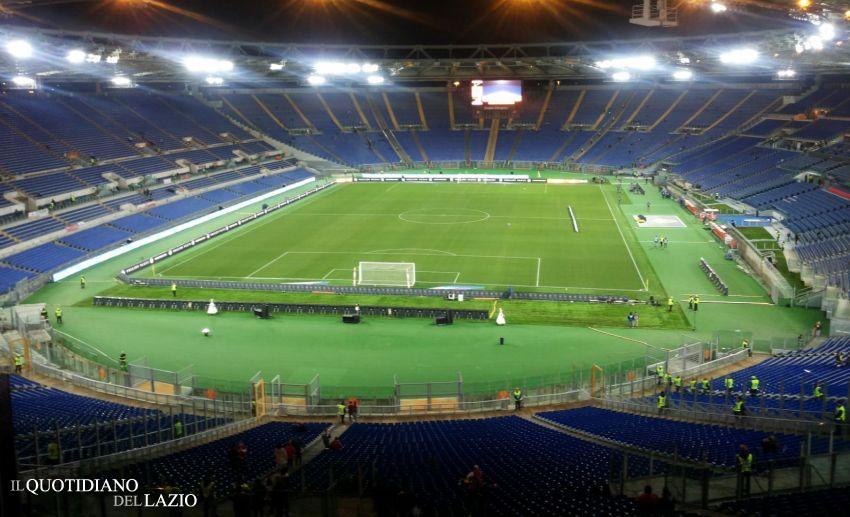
[599,185,647,291]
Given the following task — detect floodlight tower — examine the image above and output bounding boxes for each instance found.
[630,0,679,27]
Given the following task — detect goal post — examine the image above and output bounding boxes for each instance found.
[357,261,416,288]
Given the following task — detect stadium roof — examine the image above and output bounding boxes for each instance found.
[0,24,849,83]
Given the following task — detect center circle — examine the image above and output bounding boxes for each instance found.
[398,208,491,225]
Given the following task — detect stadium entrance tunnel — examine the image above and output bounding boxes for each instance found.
[398,208,490,225]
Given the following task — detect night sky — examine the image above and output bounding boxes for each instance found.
[5,0,796,44]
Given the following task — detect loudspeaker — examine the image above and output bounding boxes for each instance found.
[252,305,270,319]
[342,313,361,324]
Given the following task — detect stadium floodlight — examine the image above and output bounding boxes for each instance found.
[307,74,326,85]
[719,48,758,65]
[710,2,727,13]
[366,75,384,84]
[776,69,796,79]
[66,49,86,64]
[269,62,284,71]
[611,71,631,82]
[205,76,224,86]
[111,76,132,87]
[105,53,119,64]
[182,55,233,74]
[672,69,693,81]
[818,23,836,41]
[797,0,810,9]
[357,262,415,288]
[6,40,33,59]
[804,35,824,51]
[595,55,655,71]
[11,76,35,89]
[314,61,365,75]
[362,63,379,73]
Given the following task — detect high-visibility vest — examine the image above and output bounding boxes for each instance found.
[701,379,709,389]
[725,378,734,389]
[656,365,663,376]
[47,442,60,461]
[337,404,346,415]
[738,453,753,473]
[657,394,666,408]
[733,400,744,414]
[55,308,62,317]
[171,283,177,292]
[174,421,183,437]
[814,386,823,398]
[694,297,700,305]
[667,298,674,306]
[80,277,86,285]
[689,380,697,390]
[836,405,847,422]
[750,378,760,390]
[14,355,22,366]
[664,374,672,384]
[513,390,522,401]
[674,376,683,387]
[742,340,749,349]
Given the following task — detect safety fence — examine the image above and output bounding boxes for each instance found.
[666,182,795,304]
[91,296,490,321]
[34,323,673,412]
[121,274,634,302]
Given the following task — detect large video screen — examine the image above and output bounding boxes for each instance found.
[471,80,522,106]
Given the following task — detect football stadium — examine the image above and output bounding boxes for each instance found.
[1,0,850,515]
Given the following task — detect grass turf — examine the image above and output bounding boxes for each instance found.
[138,182,647,293]
[28,173,827,396]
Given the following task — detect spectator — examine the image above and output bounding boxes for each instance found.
[268,472,290,517]
[761,435,780,455]
[659,486,675,516]
[321,430,331,449]
[250,478,266,517]
[736,444,754,497]
[198,475,216,517]
[284,440,295,470]
[292,438,303,467]
[330,437,343,451]
[347,400,358,423]
[274,443,287,472]
[634,485,659,515]
[232,482,251,517]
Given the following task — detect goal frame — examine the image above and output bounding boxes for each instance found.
[356,261,416,288]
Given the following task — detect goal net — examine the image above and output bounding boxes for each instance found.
[357,262,416,288]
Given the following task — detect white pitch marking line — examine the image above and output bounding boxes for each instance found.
[366,248,457,256]
[639,240,717,244]
[156,185,333,275]
[600,184,647,291]
[247,251,290,278]
[536,257,541,287]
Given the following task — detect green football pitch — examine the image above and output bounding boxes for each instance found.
[29,173,825,397]
[140,181,647,293]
